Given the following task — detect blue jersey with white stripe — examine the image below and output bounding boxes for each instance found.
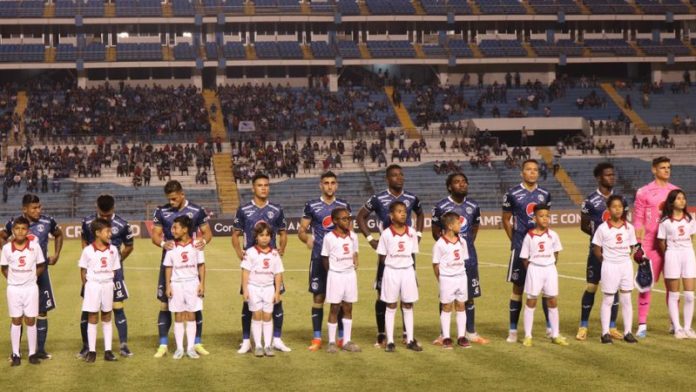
[81,213,134,251]
[152,201,209,241]
[502,183,552,244]
[363,190,422,231]
[432,196,481,264]
[233,201,287,249]
[4,215,58,259]
[302,198,352,259]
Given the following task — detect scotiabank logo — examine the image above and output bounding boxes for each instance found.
[342,243,350,254]
[616,233,623,244]
[453,249,460,260]
[100,257,107,268]
[538,241,546,252]
[678,226,685,236]
[181,252,189,263]
[18,256,26,267]
[397,241,405,252]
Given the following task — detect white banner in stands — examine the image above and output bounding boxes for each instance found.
[238,121,256,132]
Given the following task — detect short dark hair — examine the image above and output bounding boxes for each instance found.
[441,211,460,229]
[386,164,402,176]
[252,173,270,184]
[164,180,183,194]
[173,215,192,232]
[12,216,30,228]
[593,162,614,178]
[320,171,337,181]
[331,207,350,221]
[606,194,625,209]
[96,194,115,212]
[652,156,671,167]
[521,159,539,169]
[90,217,112,235]
[446,172,468,192]
[389,200,406,213]
[533,204,550,213]
[253,221,272,239]
[22,194,40,206]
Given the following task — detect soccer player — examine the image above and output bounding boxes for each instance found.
[79,218,122,362]
[1,217,45,366]
[321,207,361,353]
[356,164,424,347]
[151,180,212,358]
[520,205,567,347]
[633,156,679,337]
[164,216,206,359]
[576,163,626,341]
[502,159,552,343]
[298,171,351,351]
[377,201,421,352]
[431,173,489,345]
[432,211,470,349]
[0,194,63,359]
[78,195,135,358]
[232,173,290,354]
[241,222,285,357]
[657,189,696,339]
[592,195,639,344]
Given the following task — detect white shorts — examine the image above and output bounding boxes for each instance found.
[439,275,468,304]
[82,281,115,313]
[247,284,275,313]
[601,261,634,293]
[169,281,203,313]
[326,270,358,304]
[380,266,419,304]
[524,264,559,298]
[664,249,696,279]
[7,285,39,318]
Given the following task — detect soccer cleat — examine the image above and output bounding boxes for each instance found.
[669,324,675,335]
[264,347,275,357]
[623,333,638,343]
[326,342,339,354]
[385,342,396,353]
[194,343,210,356]
[442,337,453,349]
[337,338,344,349]
[575,327,588,341]
[465,332,490,345]
[636,324,647,339]
[342,341,361,353]
[104,350,118,362]
[545,328,553,339]
[406,339,423,352]
[522,337,533,347]
[172,349,184,360]
[10,354,20,366]
[674,329,688,339]
[119,344,133,357]
[153,345,168,358]
[551,336,569,346]
[432,335,444,346]
[35,351,52,360]
[374,333,387,348]
[237,340,252,354]
[609,328,624,340]
[506,330,518,343]
[600,334,613,344]
[685,329,696,339]
[457,337,471,349]
[307,338,322,352]
[272,338,292,352]
[28,354,40,365]
[186,349,200,359]
[85,351,96,363]
[254,347,264,358]
[402,332,408,345]
[76,346,89,359]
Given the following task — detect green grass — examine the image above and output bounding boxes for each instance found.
[0,228,692,391]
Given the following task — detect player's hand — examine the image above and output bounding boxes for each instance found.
[236,250,246,260]
[48,255,59,265]
[354,259,359,270]
[166,287,173,298]
[163,241,175,251]
[278,248,285,256]
[194,239,207,250]
[305,235,314,250]
[274,293,281,303]
[197,284,205,297]
[369,239,378,250]
[243,291,250,301]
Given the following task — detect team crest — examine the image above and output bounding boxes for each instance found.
[36,224,45,232]
[267,211,275,219]
[403,200,410,207]
[537,194,545,202]
[111,227,119,235]
[465,207,473,214]
[186,212,194,218]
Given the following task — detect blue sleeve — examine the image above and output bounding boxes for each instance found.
[546,192,552,207]
[81,220,90,243]
[123,223,135,246]
[581,198,591,215]
[364,194,378,212]
[195,208,209,229]
[49,217,59,236]
[345,202,352,214]
[5,219,12,233]
[277,208,287,231]
[431,204,443,228]
[502,191,514,212]
[412,195,423,215]
[232,207,244,231]
[473,206,481,226]
[152,208,163,226]
[302,202,312,220]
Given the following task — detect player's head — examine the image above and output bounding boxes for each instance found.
[91,218,112,244]
[533,204,551,230]
[96,194,115,219]
[446,173,468,198]
[441,211,462,235]
[651,156,671,181]
[251,173,270,201]
[661,189,691,221]
[11,216,30,242]
[171,215,192,242]
[385,164,404,191]
[331,207,352,232]
[21,194,42,221]
[164,180,186,209]
[320,171,338,198]
[388,200,407,226]
[593,162,615,189]
[606,195,627,220]
[521,159,539,184]
[253,221,272,248]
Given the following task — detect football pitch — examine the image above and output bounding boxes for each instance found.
[0,229,692,391]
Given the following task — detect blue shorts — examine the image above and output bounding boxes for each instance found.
[506,238,526,286]
[586,248,602,284]
[308,256,327,295]
[466,263,482,299]
[37,268,55,314]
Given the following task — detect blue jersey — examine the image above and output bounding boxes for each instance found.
[502,183,552,244]
[233,200,287,249]
[432,196,481,263]
[302,197,352,259]
[152,200,210,241]
[4,215,59,259]
[81,213,134,252]
[363,190,422,231]
[581,190,628,240]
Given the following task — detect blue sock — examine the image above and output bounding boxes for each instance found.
[242,301,251,340]
[80,311,89,348]
[194,311,203,344]
[610,292,619,328]
[113,308,128,344]
[509,299,521,330]
[311,306,323,339]
[273,301,284,338]
[337,307,344,339]
[580,290,595,328]
[157,310,171,345]
[542,297,551,329]
[466,302,476,334]
[375,300,386,334]
[37,317,48,352]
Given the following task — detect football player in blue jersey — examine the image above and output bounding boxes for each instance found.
[501,159,553,343]
[576,162,626,341]
[298,171,351,351]
[151,181,212,358]
[356,164,424,347]
[77,195,135,358]
[431,173,489,345]
[232,173,290,354]
[0,194,63,360]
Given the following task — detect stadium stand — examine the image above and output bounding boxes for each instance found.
[582,0,635,14]
[365,0,416,14]
[584,39,636,56]
[447,40,474,58]
[478,39,527,57]
[476,0,527,14]
[337,41,361,59]
[637,39,691,56]
[527,0,581,14]
[310,41,336,59]
[634,0,690,14]
[222,42,246,59]
[201,0,245,15]
[173,43,198,61]
[366,41,416,59]
[530,40,583,57]
[116,43,163,61]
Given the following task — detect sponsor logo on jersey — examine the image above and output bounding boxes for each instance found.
[526,203,537,217]
[602,210,611,222]
[18,256,26,267]
[322,216,334,230]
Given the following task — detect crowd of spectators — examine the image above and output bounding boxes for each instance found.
[0,83,19,142]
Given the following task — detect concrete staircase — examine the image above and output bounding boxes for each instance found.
[11,91,28,146]
[359,43,371,59]
[469,43,483,58]
[245,45,257,60]
[538,147,584,205]
[600,82,652,135]
[212,154,239,215]
[45,47,56,63]
[384,86,419,138]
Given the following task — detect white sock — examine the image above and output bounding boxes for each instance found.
[440,311,451,339]
[524,305,535,338]
[456,311,467,339]
[102,321,113,351]
[548,307,560,338]
[620,292,633,335]
[10,324,21,356]
[174,322,185,351]
[600,294,614,335]
[328,322,337,344]
[403,307,414,343]
[684,291,695,331]
[385,307,397,344]
[27,325,37,356]
[88,323,97,352]
[251,320,262,349]
[343,319,353,343]
[668,291,683,331]
[185,321,196,351]
[262,321,273,348]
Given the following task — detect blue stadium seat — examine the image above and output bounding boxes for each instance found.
[584,39,636,56]
[337,40,360,58]
[205,42,220,60]
[173,43,198,60]
[637,38,690,56]
[222,42,246,59]
[527,0,581,14]
[82,43,106,61]
[477,0,526,14]
[116,43,163,61]
[448,40,473,58]
[172,0,196,16]
[366,41,416,58]
[310,41,336,58]
[530,39,583,57]
[56,43,78,62]
[478,39,527,57]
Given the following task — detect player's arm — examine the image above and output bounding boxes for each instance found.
[165,266,173,298]
[80,267,87,285]
[356,206,378,249]
[231,229,245,260]
[353,252,359,269]
[633,191,646,242]
[415,209,425,243]
[432,263,440,281]
[554,252,560,264]
[378,254,386,265]
[241,269,250,300]
[195,223,213,249]
[1,265,7,279]
[197,263,206,297]
[502,211,513,241]
[36,262,46,277]
[580,212,593,236]
[0,229,8,248]
[151,225,174,250]
[657,239,666,255]
[120,243,134,262]
[273,272,282,303]
[298,217,313,249]
[322,255,329,273]
[471,225,480,242]
[278,229,288,256]
[48,226,64,265]
[592,245,603,263]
